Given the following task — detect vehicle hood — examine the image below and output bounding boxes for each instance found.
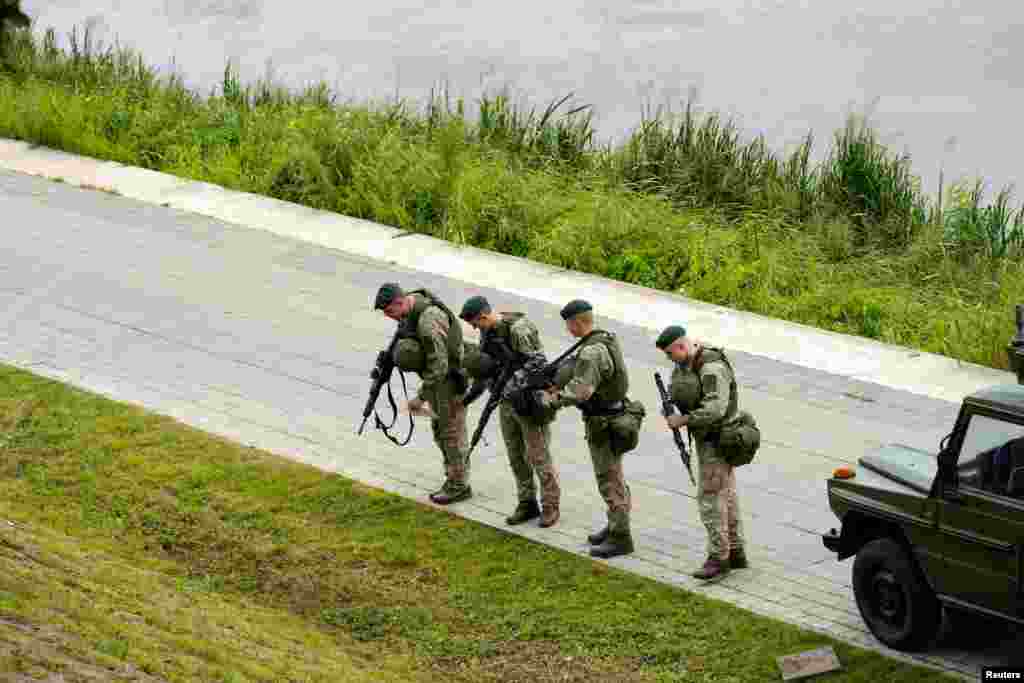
[826,443,937,525]
[856,443,938,495]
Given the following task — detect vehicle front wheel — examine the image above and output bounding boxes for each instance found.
[852,537,940,651]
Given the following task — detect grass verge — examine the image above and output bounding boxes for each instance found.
[0,363,957,682]
[1,25,1023,371]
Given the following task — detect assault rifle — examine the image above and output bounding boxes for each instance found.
[469,332,595,453]
[655,371,695,485]
[468,337,528,455]
[468,360,516,456]
[357,329,414,446]
[516,331,597,395]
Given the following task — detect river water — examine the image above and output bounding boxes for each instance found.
[20,1,1024,198]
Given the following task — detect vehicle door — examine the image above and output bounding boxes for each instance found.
[935,407,1024,617]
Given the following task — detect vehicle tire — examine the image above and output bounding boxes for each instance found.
[852,537,940,651]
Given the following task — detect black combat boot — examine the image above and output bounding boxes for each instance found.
[589,531,634,558]
[692,557,731,580]
[729,548,748,569]
[506,499,541,525]
[430,482,472,505]
[587,525,610,545]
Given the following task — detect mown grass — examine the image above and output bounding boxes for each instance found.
[1,25,1024,369]
[0,363,955,682]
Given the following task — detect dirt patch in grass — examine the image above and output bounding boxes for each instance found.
[1,616,170,683]
[436,640,652,683]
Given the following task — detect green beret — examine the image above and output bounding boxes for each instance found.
[656,325,687,349]
[460,295,492,321]
[374,282,403,310]
[560,299,593,320]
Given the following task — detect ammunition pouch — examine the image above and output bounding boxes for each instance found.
[717,411,761,467]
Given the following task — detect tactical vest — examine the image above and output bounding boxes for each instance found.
[481,312,528,368]
[578,330,628,414]
[400,289,463,369]
[691,346,739,429]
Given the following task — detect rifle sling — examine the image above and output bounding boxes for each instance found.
[551,331,600,368]
[374,368,414,446]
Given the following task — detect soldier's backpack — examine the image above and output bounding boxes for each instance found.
[718,410,761,467]
[608,399,647,456]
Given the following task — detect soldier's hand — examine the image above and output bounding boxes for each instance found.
[664,414,686,430]
[404,398,437,418]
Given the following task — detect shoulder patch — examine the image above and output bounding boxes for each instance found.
[701,373,718,395]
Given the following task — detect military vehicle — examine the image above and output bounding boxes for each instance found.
[823,305,1024,651]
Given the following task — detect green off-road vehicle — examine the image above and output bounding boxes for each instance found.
[823,305,1024,651]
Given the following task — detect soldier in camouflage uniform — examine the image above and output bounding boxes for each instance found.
[656,325,747,580]
[459,295,561,527]
[542,299,635,558]
[374,283,472,505]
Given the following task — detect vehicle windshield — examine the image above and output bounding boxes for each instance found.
[956,413,1024,496]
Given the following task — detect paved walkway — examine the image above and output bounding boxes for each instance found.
[1,148,1020,679]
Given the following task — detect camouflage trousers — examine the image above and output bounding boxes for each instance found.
[696,441,744,561]
[585,416,631,534]
[498,402,560,509]
[424,377,470,487]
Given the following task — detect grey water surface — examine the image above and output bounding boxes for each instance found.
[22,1,1024,200]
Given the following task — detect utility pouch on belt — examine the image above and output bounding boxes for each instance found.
[608,399,646,456]
[718,410,761,466]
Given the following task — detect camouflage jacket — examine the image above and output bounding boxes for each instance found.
[554,340,614,410]
[413,305,458,401]
[686,348,740,437]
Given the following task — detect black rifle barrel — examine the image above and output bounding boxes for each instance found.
[468,364,514,455]
[655,371,696,486]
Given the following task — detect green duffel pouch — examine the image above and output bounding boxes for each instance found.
[609,399,646,455]
[719,410,761,466]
